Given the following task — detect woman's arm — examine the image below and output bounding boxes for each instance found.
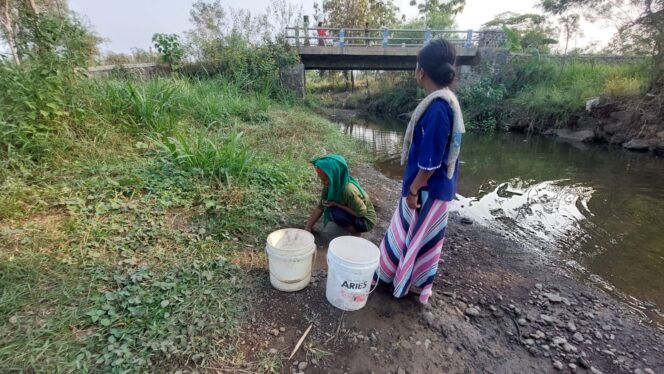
[304,207,323,232]
[322,201,358,216]
[406,169,435,209]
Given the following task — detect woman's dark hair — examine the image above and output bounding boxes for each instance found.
[417,38,457,86]
[318,21,323,27]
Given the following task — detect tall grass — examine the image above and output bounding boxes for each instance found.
[457,58,649,131]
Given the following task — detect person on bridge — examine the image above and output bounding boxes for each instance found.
[305,155,376,236]
[317,21,327,46]
[376,39,465,304]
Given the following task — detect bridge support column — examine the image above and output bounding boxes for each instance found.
[280,63,305,97]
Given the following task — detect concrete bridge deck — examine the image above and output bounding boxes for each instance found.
[297,45,480,70]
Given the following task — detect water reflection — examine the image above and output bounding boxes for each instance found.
[337,113,664,323]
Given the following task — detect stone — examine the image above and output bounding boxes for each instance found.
[460,217,473,225]
[279,327,286,332]
[531,330,546,340]
[465,307,480,317]
[535,283,543,291]
[609,110,636,123]
[298,362,308,370]
[269,348,278,354]
[644,369,655,374]
[574,333,584,342]
[634,370,643,374]
[524,339,535,346]
[424,339,432,349]
[397,367,406,374]
[623,139,652,151]
[424,312,435,326]
[567,322,577,332]
[518,318,527,326]
[544,293,563,303]
[563,343,577,353]
[557,129,595,142]
[271,329,280,336]
[541,314,555,324]
[569,363,577,370]
[602,324,613,331]
[594,330,604,340]
[552,337,567,345]
[590,367,603,374]
[8,316,17,324]
[553,360,564,370]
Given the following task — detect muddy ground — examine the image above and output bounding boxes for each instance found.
[235,164,663,374]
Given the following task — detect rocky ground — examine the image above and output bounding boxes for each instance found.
[234,164,664,374]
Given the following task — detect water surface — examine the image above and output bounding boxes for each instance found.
[340,114,664,322]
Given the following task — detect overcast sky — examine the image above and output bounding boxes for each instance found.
[68,0,614,54]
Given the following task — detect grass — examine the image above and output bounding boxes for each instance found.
[0,76,367,372]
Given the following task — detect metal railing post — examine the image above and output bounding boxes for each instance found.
[464,30,473,48]
[340,29,345,49]
[295,26,300,48]
[382,28,388,48]
[425,28,432,45]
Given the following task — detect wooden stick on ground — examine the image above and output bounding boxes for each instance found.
[289,324,313,360]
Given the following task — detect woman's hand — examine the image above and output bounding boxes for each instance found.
[406,190,420,210]
[321,201,338,208]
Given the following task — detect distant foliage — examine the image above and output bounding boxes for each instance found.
[152,33,185,69]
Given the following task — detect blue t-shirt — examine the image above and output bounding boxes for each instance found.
[402,99,459,201]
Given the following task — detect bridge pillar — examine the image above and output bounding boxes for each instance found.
[280,63,305,97]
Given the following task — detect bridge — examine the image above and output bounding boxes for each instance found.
[285,27,506,70]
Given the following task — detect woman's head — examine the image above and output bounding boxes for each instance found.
[315,167,329,186]
[416,38,457,88]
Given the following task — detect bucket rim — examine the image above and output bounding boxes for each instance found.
[266,228,315,253]
[328,236,380,266]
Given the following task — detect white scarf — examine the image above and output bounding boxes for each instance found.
[400,87,465,179]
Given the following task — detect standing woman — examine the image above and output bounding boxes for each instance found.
[377,39,465,304]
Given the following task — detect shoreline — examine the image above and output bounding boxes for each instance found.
[240,163,664,373]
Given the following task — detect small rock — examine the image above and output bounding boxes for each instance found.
[634,370,643,374]
[602,324,613,331]
[567,322,577,332]
[465,307,480,317]
[460,217,473,225]
[644,369,655,374]
[268,348,278,354]
[573,332,584,342]
[563,343,577,353]
[590,367,603,374]
[518,318,527,326]
[271,329,280,336]
[424,312,435,326]
[524,339,535,346]
[535,283,543,291]
[552,337,567,345]
[569,363,577,370]
[397,367,406,374]
[298,362,308,370]
[594,330,603,340]
[8,316,17,324]
[279,327,285,332]
[553,360,564,370]
[424,339,431,349]
[544,293,563,303]
[531,330,546,340]
[541,314,555,324]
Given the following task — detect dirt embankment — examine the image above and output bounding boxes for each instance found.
[235,164,664,374]
[515,96,664,155]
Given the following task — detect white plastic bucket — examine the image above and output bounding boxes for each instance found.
[265,228,316,292]
[326,236,380,311]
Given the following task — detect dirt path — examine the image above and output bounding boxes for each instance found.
[236,164,664,374]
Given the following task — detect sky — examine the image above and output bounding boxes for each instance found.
[68,0,615,54]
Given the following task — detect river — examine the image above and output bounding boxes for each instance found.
[335,111,664,323]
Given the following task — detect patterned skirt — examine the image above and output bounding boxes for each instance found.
[376,190,450,304]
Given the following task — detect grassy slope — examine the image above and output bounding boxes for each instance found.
[0,77,366,372]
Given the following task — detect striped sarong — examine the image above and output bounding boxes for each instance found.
[377,190,449,304]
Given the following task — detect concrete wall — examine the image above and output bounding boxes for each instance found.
[280,63,305,97]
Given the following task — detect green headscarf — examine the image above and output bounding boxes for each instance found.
[312,154,367,226]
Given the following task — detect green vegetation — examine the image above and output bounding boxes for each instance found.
[458,57,649,131]
[0,72,366,371]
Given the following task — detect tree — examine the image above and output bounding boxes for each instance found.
[409,0,465,28]
[483,12,558,52]
[558,13,581,57]
[540,0,664,88]
[321,0,400,29]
